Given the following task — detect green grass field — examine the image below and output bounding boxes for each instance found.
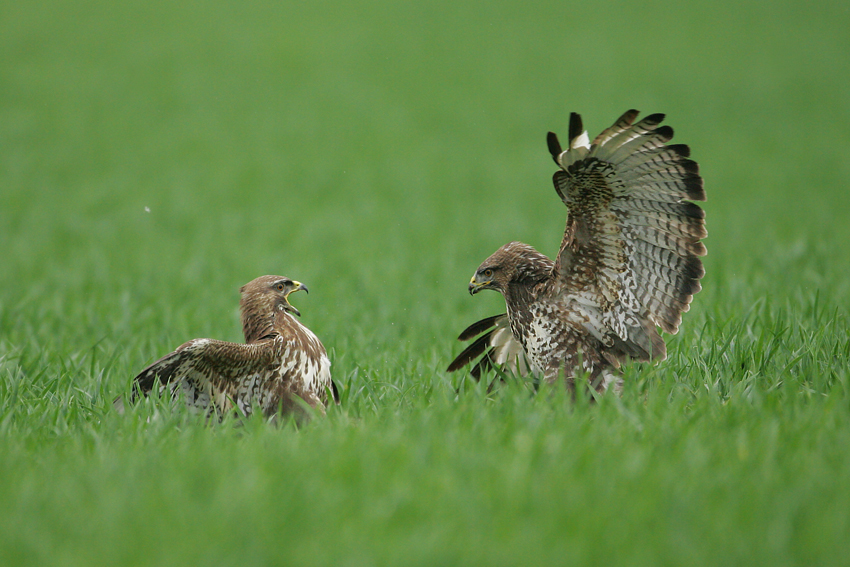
[2,0,850,564]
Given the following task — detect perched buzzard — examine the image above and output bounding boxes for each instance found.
[448,110,706,394]
[120,275,337,418]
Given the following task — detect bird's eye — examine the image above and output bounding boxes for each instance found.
[276,283,285,291]
[483,269,493,278]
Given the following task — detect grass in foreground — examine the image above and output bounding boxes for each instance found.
[1,276,848,566]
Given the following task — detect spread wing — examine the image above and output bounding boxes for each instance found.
[446,314,532,380]
[127,338,285,415]
[548,109,706,361]
[124,336,337,416]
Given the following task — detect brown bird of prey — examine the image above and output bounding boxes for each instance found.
[122,275,337,418]
[447,110,706,394]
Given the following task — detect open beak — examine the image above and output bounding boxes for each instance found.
[284,281,308,317]
[468,274,491,295]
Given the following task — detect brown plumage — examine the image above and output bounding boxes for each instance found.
[448,110,706,393]
[119,275,337,418]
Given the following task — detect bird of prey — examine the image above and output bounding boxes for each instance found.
[121,275,337,418]
[447,109,706,394]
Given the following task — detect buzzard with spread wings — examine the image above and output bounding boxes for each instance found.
[119,275,338,418]
[448,110,706,393]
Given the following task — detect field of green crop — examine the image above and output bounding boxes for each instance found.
[2,0,849,565]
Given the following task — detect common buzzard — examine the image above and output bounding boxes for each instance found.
[448,110,706,394]
[120,275,337,418]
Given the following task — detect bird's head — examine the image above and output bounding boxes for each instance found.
[468,242,553,296]
[265,276,308,317]
[468,264,502,295]
[240,275,309,342]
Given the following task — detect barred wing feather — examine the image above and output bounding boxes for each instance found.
[130,337,292,416]
[548,110,706,361]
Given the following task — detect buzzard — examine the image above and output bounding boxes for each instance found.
[120,275,337,418]
[448,110,706,394]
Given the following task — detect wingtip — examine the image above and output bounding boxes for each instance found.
[547,131,562,163]
[655,124,674,142]
[456,314,504,341]
[643,112,666,126]
[568,112,583,143]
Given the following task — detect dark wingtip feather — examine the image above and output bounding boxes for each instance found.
[664,146,705,201]
[684,176,706,201]
[457,314,503,341]
[678,276,703,297]
[683,256,706,280]
[470,351,495,380]
[568,112,583,144]
[668,143,691,159]
[547,132,562,164]
[447,331,496,372]
[679,201,706,219]
[619,109,641,126]
[643,113,666,126]
[655,125,674,142]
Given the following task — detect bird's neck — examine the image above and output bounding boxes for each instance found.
[241,300,280,343]
[501,283,536,351]
[503,282,536,314]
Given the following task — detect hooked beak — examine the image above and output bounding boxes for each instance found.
[468,274,491,295]
[284,281,308,317]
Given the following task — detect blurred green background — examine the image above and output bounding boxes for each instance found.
[2,0,849,565]
[3,0,848,343]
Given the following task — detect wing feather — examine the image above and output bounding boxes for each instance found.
[591,109,641,148]
[550,110,706,358]
[446,333,498,373]
[131,338,281,414]
[456,314,507,342]
[446,314,532,379]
